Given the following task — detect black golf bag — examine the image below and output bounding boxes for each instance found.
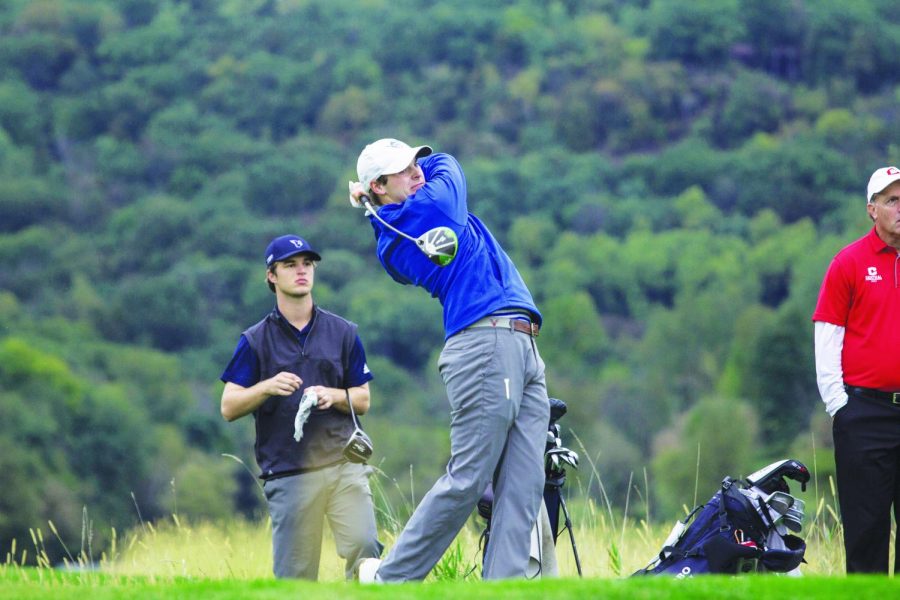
[633,459,810,577]
[478,397,582,577]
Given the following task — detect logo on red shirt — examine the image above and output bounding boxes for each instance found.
[865,266,883,283]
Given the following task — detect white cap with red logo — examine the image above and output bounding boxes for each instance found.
[867,166,900,203]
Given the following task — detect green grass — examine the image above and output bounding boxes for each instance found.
[1,568,898,600]
[0,463,884,597]
[1,507,893,599]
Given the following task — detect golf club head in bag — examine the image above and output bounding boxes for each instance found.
[360,195,459,266]
[745,459,810,494]
[782,499,805,533]
[766,491,806,533]
[546,447,579,474]
[761,491,805,533]
[549,397,568,426]
[740,486,806,535]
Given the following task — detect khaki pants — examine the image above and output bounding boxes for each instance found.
[263,462,382,579]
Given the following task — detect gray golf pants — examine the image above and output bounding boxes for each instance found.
[263,461,382,580]
[377,325,550,581]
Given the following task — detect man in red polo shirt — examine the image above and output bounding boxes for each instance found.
[812,166,900,574]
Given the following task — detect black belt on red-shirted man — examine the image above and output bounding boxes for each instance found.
[845,385,900,405]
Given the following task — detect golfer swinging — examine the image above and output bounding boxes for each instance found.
[349,139,551,581]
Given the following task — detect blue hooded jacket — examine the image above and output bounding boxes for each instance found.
[368,153,541,338]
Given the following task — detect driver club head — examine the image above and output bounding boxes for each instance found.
[416,227,458,266]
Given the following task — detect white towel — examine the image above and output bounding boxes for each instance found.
[293,390,317,442]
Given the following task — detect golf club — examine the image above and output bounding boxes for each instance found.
[746,459,810,494]
[766,491,794,517]
[360,195,458,266]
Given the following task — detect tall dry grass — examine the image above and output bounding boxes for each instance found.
[3,451,856,581]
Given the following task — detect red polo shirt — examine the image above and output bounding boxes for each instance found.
[812,227,900,389]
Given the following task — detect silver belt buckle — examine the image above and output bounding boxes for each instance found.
[893,392,900,405]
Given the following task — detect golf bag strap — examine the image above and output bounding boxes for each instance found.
[718,479,732,532]
[656,504,704,562]
[659,546,698,560]
[754,494,776,529]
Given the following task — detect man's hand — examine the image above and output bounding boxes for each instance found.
[306,385,342,410]
[262,372,302,397]
[349,181,367,208]
[221,372,303,422]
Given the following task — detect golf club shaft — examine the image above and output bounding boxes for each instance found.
[361,196,419,244]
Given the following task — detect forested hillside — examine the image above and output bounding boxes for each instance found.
[2,0,898,561]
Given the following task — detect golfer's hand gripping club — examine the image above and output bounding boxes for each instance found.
[348,181,367,209]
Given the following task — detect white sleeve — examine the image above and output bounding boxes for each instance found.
[814,321,848,417]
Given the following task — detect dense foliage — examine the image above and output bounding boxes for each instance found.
[2,0,899,560]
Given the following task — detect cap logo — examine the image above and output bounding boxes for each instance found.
[887,167,900,176]
[289,239,305,249]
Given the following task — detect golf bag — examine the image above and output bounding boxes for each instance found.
[478,397,582,577]
[633,459,810,578]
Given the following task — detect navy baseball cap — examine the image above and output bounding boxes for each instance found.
[265,235,322,266]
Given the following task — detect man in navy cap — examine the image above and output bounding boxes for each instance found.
[220,234,382,580]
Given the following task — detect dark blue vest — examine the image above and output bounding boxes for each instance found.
[243,306,358,478]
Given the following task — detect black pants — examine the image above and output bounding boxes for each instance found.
[832,390,900,574]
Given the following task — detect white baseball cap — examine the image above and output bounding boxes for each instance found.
[356,138,432,193]
[866,166,900,203]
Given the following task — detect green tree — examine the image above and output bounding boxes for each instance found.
[740,303,818,451]
[0,78,44,146]
[0,338,85,560]
[721,134,855,222]
[101,194,196,275]
[802,0,899,92]
[244,137,343,215]
[642,0,745,65]
[540,291,607,380]
[102,270,210,351]
[651,396,761,518]
[0,177,64,233]
[711,70,791,147]
[345,281,444,372]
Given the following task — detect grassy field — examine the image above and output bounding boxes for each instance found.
[71,496,844,580]
[1,467,888,598]
[2,567,898,600]
[0,492,872,599]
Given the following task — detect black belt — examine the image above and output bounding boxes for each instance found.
[845,385,900,405]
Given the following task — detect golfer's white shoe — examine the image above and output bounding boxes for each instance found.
[357,557,382,583]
